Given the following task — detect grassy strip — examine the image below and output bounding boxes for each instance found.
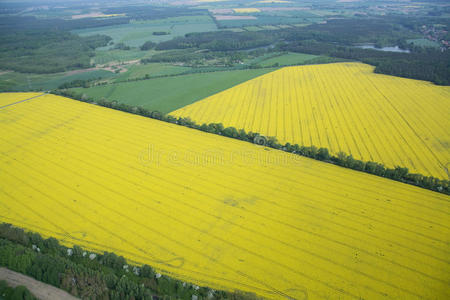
[52,90,450,195]
[0,224,260,300]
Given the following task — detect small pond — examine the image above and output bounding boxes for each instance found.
[354,44,410,53]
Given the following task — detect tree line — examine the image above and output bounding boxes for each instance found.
[53,90,450,195]
[0,223,260,300]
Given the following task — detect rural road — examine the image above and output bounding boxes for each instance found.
[0,267,79,300]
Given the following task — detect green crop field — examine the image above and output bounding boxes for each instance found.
[113,63,191,82]
[0,70,115,92]
[218,15,302,27]
[259,52,319,66]
[70,68,276,113]
[73,16,218,47]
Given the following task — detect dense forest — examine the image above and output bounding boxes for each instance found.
[0,15,119,73]
[156,30,279,51]
[0,31,111,73]
[0,4,209,74]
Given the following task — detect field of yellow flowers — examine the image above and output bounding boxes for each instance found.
[0,93,449,299]
[0,92,42,107]
[171,62,450,179]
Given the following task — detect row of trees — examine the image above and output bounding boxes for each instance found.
[0,223,259,300]
[58,78,104,89]
[53,90,450,195]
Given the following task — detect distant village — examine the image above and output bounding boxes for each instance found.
[421,24,449,51]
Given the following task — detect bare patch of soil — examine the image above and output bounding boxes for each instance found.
[0,267,79,300]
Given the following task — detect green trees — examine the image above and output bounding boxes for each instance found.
[51,91,450,195]
[140,41,156,51]
[0,281,37,300]
[0,31,111,74]
[317,148,330,161]
[0,224,260,300]
[223,127,240,138]
[141,265,155,278]
[100,252,127,271]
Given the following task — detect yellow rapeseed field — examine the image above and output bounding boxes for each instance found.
[0,92,42,107]
[233,8,261,13]
[1,93,449,299]
[171,62,450,179]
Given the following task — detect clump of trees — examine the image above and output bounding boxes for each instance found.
[52,90,450,195]
[140,41,156,51]
[113,42,131,51]
[0,223,260,300]
[0,280,37,300]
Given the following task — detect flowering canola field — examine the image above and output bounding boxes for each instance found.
[1,93,449,299]
[171,62,450,179]
[0,92,42,107]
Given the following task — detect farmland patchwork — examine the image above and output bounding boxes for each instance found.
[0,93,449,299]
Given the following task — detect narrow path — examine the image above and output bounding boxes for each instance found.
[0,267,79,300]
[0,92,48,110]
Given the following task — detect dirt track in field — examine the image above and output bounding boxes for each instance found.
[0,267,79,300]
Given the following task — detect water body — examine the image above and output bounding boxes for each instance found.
[243,44,276,52]
[354,44,410,53]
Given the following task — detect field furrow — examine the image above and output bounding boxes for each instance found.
[1,93,449,299]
